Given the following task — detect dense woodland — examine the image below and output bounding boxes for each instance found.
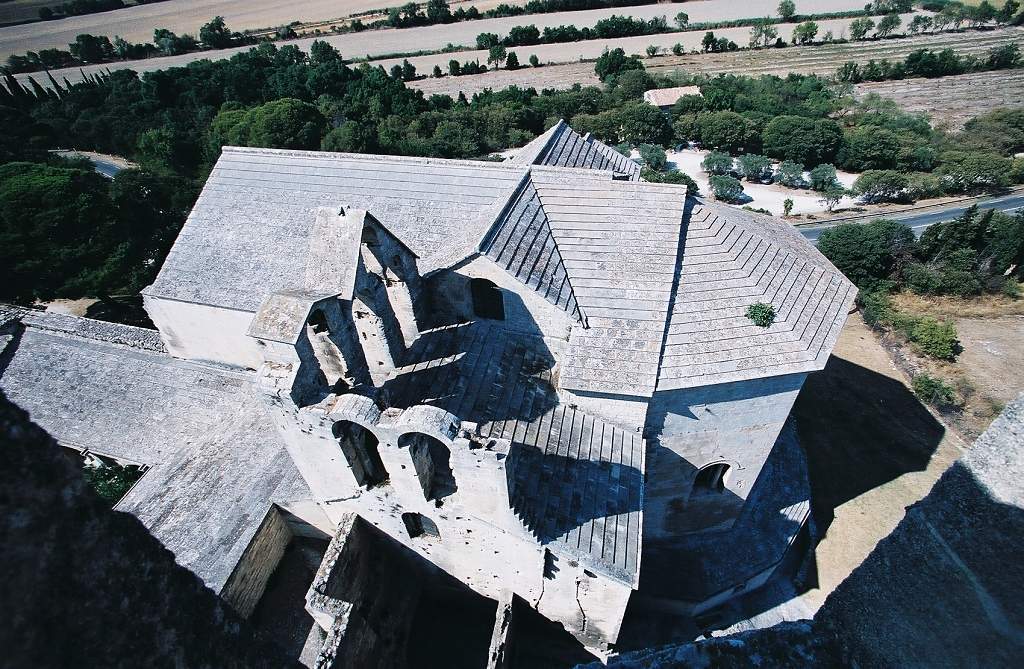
[1,37,1022,314]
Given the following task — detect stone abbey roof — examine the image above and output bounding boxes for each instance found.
[0,309,308,594]
[146,124,854,395]
[383,320,643,581]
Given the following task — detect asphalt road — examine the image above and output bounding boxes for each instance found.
[800,191,1024,243]
[90,157,123,178]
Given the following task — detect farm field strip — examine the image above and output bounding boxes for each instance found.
[0,0,864,61]
[412,26,1024,97]
[646,26,1024,77]
[854,69,1024,129]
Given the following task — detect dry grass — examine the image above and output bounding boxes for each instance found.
[890,290,1024,319]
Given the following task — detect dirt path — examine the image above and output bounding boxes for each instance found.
[792,313,967,612]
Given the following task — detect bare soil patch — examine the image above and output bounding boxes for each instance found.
[792,313,966,611]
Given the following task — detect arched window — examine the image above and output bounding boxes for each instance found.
[693,463,729,493]
[333,421,388,488]
[398,432,457,502]
[402,512,440,539]
[470,278,505,320]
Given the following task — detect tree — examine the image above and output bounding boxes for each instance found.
[672,42,684,56]
[935,151,1012,193]
[737,153,774,182]
[639,143,667,171]
[697,111,758,153]
[702,31,718,52]
[783,198,794,217]
[476,32,500,49]
[617,102,673,145]
[817,219,916,289]
[595,47,643,81]
[675,11,689,29]
[749,19,779,48]
[69,34,114,63]
[529,54,540,67]
[702,151,735,175]
[849,17,875,40]
[820,183,846,211]
[209,98,328,152]
[809,163,839,191]
[505,51,520,69]
[199,16,234,49]
[876,13,902,37]
[432,64,443,77]
[908,14,932,35]
[837,125,901,171]
[778,0,797,20]
[761,115,842,166]
[852,169,910,203]
[488,44,507,69]
[792,21,819,44]
[997,0,1020,24]
[775,160,806,188]
[709,174,745,202]
[426,0,452,24]
[646,44,660,57]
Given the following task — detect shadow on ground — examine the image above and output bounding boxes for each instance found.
[793,355,946,537]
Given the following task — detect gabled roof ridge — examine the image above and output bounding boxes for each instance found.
[479,170,586,323]
[220,145,528,172]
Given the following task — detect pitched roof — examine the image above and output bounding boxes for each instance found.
[656,202,856,390]
[513,120,642,180]
[642,86,702,107]
[0,312,308,593]
[479,176,584,321]
[144,147,529,311]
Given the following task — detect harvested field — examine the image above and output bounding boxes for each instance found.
[855,69,1024,130]
[644,26,1024,78]
[413,25,1023,98]
[0,0,862,61]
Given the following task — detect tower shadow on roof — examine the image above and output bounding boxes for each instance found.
[505,443,643,546]
[380,291,559,427]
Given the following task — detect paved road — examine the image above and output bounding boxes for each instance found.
[89,157,123,178]
[800,191,1024,243]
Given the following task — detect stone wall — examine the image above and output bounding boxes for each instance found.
[221,505,293,618]
[644,373,806,538]
[0,391,298,668]
[144,294,263,369]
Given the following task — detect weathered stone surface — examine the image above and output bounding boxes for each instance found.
[0,391,299,668]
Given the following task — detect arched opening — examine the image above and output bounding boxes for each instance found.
[470,278,505,321]
[306,309,349,393]
[398,432,457,503]
[333,420,388,488]
[693,462,730,493]
[401,512,440,539]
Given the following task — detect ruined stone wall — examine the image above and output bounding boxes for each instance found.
[0,392,298,668]
[644,373,806,538]
[144,295,264,369]
[220,505,294,618]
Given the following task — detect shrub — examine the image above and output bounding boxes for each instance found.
[710,174,745,202]
[638,143,667,170]
[702,150,734,175]
[912,374,957,407]
[746,302,776,327]
[737,153,774,182]
[851,170,909,203]
[641,168,699,195]
[907,317,960,360]
[775,160,806,188]
[82,463,144,507]
[808,163,839,191]
[1003,278,1022,298]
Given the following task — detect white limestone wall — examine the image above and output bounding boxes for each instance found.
[144,295,262,369]
[560,389,649,432]
[644,373,806,539]
[219,505,292,618]
[426,255,576,340]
